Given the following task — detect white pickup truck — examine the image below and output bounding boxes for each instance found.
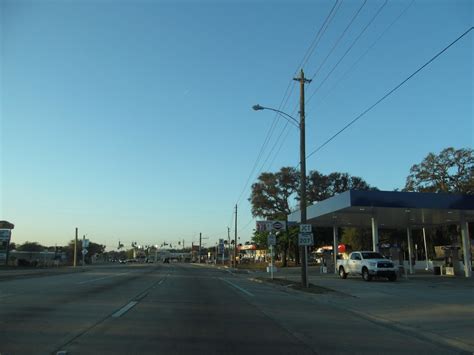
[337,251,398,281]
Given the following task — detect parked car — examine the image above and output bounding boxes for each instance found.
[337,251,397,281]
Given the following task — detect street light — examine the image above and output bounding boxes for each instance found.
[252,105,300,128]
[252,68,312,288]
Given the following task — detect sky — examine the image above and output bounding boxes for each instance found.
[1,0,472,250]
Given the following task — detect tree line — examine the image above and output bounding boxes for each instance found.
[249,147,473,266]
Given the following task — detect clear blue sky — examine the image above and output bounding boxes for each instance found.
[1,0,472,250]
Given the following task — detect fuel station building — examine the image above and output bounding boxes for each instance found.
[288,190,474,277]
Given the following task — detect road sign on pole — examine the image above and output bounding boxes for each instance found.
[298,233,314,246]
[256,220,287,232]
[267,234,276,246]
[300,224,312,233]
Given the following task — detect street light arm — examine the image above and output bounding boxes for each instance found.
[252,104,300,128]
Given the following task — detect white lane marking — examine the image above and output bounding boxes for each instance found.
[111,301,138,318]
[220,277,254,297]
[77,272,130,285]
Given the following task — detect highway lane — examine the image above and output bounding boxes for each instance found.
[0,263,168,355]
[0,263,466,354]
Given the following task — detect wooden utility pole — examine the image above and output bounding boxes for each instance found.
[199,233,202,263]
[74,227,78,267]
[234,204,238,268]
[293,69,311,287]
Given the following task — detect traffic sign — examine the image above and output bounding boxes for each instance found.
[267,234,276,246]
[256,220,287,232]
[272,221,286,231]
[82,249,88,255]
[0,230,11,241]
[298,233,314,246]
[83,239,90,248]
[300,224,312,233]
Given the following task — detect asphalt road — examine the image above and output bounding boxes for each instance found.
[0,263,466,355]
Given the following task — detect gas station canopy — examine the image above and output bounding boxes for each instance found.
[288,190,474,228]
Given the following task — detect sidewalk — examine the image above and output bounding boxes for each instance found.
[250,265,474,352]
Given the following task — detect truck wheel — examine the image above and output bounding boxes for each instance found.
[362,267,372,281]
[388,273,397,282]
[339,266,347,279]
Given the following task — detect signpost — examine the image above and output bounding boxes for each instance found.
[256,220,287,232]
[267,233,276,279]
[299,224,313,286]
[0,230,12,265]
[219,239,225,265]
[0,221,14,266]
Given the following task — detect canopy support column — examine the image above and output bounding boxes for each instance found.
[333,225,338,274]
[407,227,414,274]
[371,217,379,252]
[461,218,472,278]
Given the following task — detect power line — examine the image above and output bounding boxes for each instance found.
[249,2,344,178]
[238,217,255,234]
[234,1,344,207]
[306,0,388,105]
[306,26,474,160]
[310,0,367,81]
[299,0,343,70]
[309,0,415,111]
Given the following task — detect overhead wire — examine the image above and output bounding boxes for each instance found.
[252,1,343,179]
[306,0,388,105]
[298,0,343,70]
[310,0,367,81]
[233,1,347,233]
[313,0,415,110]
[305,26,474,160]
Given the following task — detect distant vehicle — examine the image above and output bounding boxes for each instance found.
[163,258,170,263]
[118,259,127,264]
[337,251,397,282]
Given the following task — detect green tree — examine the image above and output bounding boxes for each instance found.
[307,170,376,203]
[340,228,372,251]
[404,147,473,193]
[16,241,45,252]
[249,167,299,266]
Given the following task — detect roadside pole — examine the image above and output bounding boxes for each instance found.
[294,69,311,288]
[74,228,78,268]
[82,235,85,268]
[266,231,277,280]
[270,245,274,280]
[199,232,202,264]
[234,204,238,268]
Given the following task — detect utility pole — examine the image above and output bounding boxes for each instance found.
[82,234,86,268]
[227,227,231,265]
[234,204,238,268]
[199,232,202,264]
[294,69,311,288]
[74,228,78,267]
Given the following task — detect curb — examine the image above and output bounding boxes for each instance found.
[247,276,473,354]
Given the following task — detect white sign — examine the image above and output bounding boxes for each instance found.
[82,249,88,255]
[267,234,276,246]
[300,224,312,233]
[0,230,11,241]
[256,220,286,232]
[298,233,314,246]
